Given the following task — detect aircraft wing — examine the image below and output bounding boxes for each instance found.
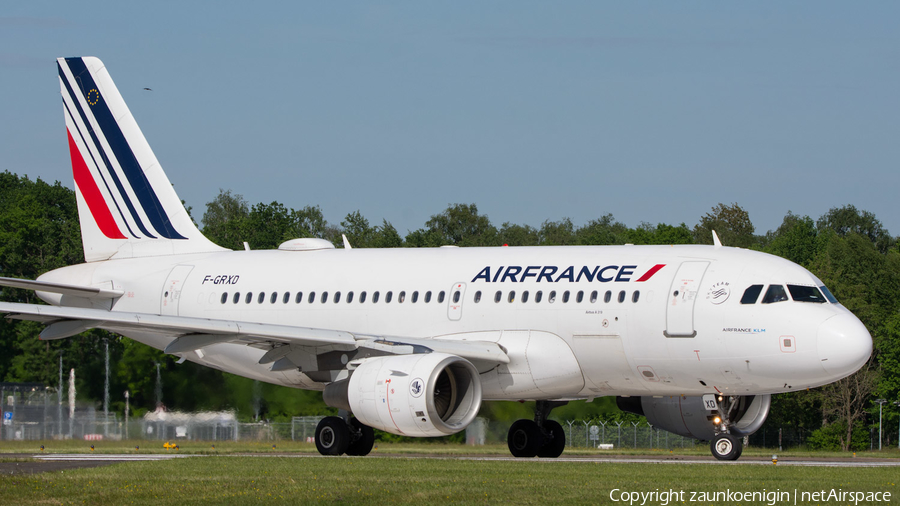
[0,301,509,368]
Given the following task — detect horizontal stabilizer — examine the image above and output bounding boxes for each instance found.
[0,277,123,299]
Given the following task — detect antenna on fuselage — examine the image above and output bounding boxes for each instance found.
[342,234,353,249]
[712,230,723,248]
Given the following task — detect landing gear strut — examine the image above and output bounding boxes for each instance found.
[507,400,568,458]
[314,415,375,456]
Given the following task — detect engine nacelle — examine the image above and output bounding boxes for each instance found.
[324,353,482,437]
[616,394,771,440]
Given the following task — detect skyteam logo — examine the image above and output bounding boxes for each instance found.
[471,264,665,283]
[706,281,731,304]
[409,378,425,398]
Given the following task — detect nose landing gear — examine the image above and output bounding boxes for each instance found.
[710,433,742,461]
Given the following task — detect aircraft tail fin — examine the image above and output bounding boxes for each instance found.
[57,57,226,261]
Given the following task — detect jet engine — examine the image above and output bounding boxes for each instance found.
[324,353,482,437]
[616,394,771,440]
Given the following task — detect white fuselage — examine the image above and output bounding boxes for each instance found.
[37,244,872,401]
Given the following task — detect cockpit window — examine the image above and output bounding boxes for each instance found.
[740,285,764,304]
[819,285,838,304]
[788,285,826,303]
[761,285,788,304]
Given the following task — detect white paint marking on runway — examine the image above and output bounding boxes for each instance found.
[33,454,197,462]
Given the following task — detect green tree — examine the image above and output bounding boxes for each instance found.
[201,189,250,250]
[817,205,894,253]
[765,212,818,267]
[575,214,629,245]
[693,203,755,248]
[498,222,540,246]
[407,204,498,247]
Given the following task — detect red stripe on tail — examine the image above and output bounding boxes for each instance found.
[636,264,666,282]
[67,129,126,239]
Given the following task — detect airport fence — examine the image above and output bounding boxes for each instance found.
[0,383,852,450]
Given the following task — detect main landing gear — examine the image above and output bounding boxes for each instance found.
[507,400,568,458]
[314,415,375,456]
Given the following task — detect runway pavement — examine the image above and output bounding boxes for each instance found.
[2,452,898,475]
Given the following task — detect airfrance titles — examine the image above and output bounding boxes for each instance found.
[472,264,665,284]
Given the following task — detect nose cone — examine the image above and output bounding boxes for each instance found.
[818,313,872,378]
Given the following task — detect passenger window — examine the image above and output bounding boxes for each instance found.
[788,285,826,303]
[386,291,393,303]
[347,291,354,303]
[453,291,461,303]
[740,285,763,304]
[576,291,584,303]
[373,291,380,303]
[438,291,445,303]
[632,291,640,303]
[590,290,598,303]
[360,291,367,303]
[283,292,290,304]
[562,291,570,303]
[522,291,529,303]
[295,292,303,303]
[333,292,341,303]
[508,291,515,303]
[308,292,316,304]
[535,291,543,303]
[245,292,253,304]
[474,291,482,303]
[549,291,557,303]
[604,291,612,303]
[233,292,241,304]
[257,292,265,304]
[321,292,329,304]
[270,292,278,304]
[412,291,418,303]
[494,291,502,303]
[820,285,837,304]
[425,291,432,303]
[761,285,788,304]
[399,291,406,303]
[221,293,228,304]
[618,290,626,303]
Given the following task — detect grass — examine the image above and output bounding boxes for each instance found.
[0,455,897,505]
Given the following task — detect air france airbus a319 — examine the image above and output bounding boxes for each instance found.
[0,57,872,460]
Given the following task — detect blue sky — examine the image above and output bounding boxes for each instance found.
[2,2,898,237]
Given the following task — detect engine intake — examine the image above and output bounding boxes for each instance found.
[324,353,482,437]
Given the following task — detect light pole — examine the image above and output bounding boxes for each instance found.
[875,399,887,450]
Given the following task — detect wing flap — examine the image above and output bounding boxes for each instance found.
[0,302,356,347]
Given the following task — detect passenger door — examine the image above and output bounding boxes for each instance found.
[665,261,709,337]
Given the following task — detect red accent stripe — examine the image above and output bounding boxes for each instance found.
[636,264,666,282]
[67,129,126,239]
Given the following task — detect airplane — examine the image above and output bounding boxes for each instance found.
[0,57,872,460]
